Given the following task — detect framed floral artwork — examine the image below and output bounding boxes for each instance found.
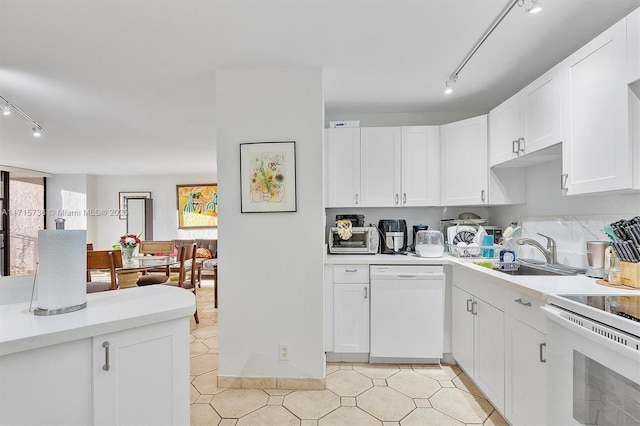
[240,141,297,213]
[176,184,218,228]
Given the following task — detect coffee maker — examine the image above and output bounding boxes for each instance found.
[378,219,408,254]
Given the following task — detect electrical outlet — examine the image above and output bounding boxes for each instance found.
[279,344,289,361]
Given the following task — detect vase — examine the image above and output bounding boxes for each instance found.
[122,246,135,265]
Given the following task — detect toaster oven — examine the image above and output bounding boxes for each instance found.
[329,226,379,254]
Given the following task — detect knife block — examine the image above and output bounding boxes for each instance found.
[620,261,640,288]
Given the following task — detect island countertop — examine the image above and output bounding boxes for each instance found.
[0,285,196,356]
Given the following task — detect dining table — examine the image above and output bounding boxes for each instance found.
[116,257,180,289]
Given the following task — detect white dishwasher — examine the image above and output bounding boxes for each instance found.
[370,265,445,362]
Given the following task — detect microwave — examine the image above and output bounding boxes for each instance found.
[329,226,379,254]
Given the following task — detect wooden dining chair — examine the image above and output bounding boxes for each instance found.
[86,243,94,282]
[164,243,199,323]
[86,249,122,293]
[136,240,175,286]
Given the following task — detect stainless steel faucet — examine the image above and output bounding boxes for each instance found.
[517,233,557,264]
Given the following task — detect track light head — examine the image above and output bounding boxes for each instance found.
[1,103,10,116]
[32,126,42,137]
[527,0,542,13]
[444,77,457,94]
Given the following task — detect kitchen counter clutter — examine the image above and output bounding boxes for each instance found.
[0,285,195,426]
[325,253,639,300]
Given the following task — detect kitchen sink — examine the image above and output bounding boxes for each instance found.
[495,262,583,276]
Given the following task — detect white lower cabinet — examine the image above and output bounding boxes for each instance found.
[452,285,504,414]
[332,265,370,353]
[505,315,547,426]
[93,319,190,425]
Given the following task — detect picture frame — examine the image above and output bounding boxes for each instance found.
[118,191,151,219]
[176,184,218,229]
[240,141,297,213]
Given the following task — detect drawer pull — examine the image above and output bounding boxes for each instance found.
[102,341,110,371]
[345,269,358,273]
[514,298,532,307]
[539,342,547,363]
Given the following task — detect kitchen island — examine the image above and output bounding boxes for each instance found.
[0,285,195,426]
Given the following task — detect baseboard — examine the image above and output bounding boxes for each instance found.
[217,375,325,390]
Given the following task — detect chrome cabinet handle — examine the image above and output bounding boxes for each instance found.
[539,342,547,363]
[561,174,568,191]
[518,137,525,154]
[102,341,110,371]
[345,269,358,273]
[403,193,406,204]
[466,299,473,312]
[395,194,399,204]
[364,287,368,299]
[512,140,519,154]
[514,298,532,307]
[481,190,486,203]
[471,301,478,315]
[355,194,358,205]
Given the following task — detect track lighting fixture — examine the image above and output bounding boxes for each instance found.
[444,0,542,94]
[527,0,542,14]
[445,78,457,94]
[0,95,45,137]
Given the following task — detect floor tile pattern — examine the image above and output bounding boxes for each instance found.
[190,283,508,425]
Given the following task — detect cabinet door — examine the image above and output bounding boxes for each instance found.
[326,128,361,207]
[628,8,640,84]
[474,297,505,414]
[360,127,401,207]
[401,126,440,206]
[451,285,474,377]
[441,116,488,205]
[489,94,521,166]
[561,18,631,195]
[333,283,370,353]
[521,65,562,155]
[93,319,190,426]
[505,315,547,426]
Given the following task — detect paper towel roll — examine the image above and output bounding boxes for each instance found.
[37,229,87,312]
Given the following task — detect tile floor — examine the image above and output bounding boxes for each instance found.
[189,282,508,426]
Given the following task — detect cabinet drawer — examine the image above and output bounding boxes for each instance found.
[503,289,546,334]
[333,265,369,283]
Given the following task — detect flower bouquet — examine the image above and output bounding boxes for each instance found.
[115,233,141,264]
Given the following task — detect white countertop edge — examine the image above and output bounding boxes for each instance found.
[325,253,639,301]
[1,285,196,356]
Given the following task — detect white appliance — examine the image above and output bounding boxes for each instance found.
[369,265,444,362]
[543,294,640,425]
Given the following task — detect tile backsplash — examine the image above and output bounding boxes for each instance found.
[517,215,622,268]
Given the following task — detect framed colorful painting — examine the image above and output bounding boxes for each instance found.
[176,184,218,228]
[240,141,297,213]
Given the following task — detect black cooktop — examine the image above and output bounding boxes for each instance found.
[555,294,640,323]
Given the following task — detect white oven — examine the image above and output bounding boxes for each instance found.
[543,294,640,425]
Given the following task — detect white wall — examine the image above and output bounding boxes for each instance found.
[216,67,325,379]
[47,173,217,249]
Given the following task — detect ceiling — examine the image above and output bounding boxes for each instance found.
[1,0,638,175]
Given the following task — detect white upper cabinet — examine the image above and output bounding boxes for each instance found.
[629,7,640,83]
[401,126,440,206]
[489,65,562,167]
[326,128,361,207]
[441,115,489,205]
[561,17,632,195]
[360,127,402,207]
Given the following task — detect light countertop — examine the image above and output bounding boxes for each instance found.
[0,285,196,356]
[326,253,639,301]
